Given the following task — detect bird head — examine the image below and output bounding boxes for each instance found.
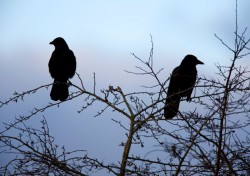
[50,37,69,49]
[181,54,204,66]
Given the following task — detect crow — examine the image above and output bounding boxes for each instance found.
[48,37,76,101]
[164,55,204,119]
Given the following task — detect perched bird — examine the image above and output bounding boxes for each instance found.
[48,37,76,101]
[164,55,204,119]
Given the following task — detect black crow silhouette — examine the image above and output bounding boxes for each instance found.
[48,37,76,101]
[164,55,204,119]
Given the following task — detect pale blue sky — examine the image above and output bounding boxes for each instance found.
[1,1,249,88]
[0,1,250,174]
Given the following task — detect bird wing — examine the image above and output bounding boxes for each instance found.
[167,65,197,100]
[182,67,197,100]
[48,49,76,81]
[64,49,76,78]
[184,74,196,101]
[167,66,181,97]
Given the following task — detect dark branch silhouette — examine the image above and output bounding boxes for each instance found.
[1,1,250,175]
[48,37,76,101]
[164,55,204,119]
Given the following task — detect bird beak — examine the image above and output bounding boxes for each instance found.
[49,41,54,45]
[197,59,204,65]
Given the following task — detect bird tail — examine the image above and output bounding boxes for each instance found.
[164,95,181,119]
[50,80,69,101]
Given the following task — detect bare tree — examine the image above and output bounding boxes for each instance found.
[1,1,250,175]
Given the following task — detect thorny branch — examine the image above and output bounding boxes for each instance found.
[1,2,250,175]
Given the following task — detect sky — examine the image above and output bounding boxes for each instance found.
[0,0,250,174]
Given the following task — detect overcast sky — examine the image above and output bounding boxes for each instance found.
[1,1,249,90]
[0,0,250,174]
